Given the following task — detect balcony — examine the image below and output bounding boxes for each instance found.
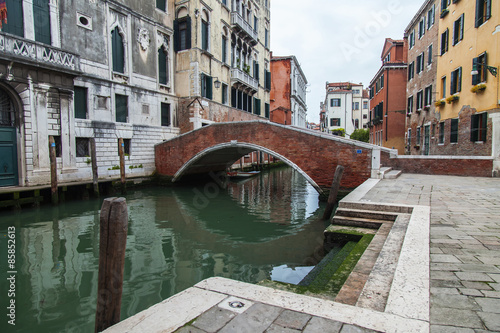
[0,33,81,74]
[231,68,258,93]
[231,12,258,46]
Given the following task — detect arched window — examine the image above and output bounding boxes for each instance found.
[158,46,168,85]
[111,26,125,73]
[222,27,228,64]
[0,89,15,127]
[174,7,191,51]
[201,10,210,51]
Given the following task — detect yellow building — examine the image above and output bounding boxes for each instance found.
[173,0,272,133]
[435,0,499,171]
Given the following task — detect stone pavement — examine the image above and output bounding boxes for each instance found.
[104,174,500,333]
[361,174,500,332]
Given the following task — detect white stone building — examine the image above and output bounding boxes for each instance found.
[323,82,356,137]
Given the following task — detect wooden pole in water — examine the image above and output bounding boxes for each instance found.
[118,138,126,194]
[90,138,99,197]
[49,136,58,205]
[95,197,128,333]
[322,165,345,221]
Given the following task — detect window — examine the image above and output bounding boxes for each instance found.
[380,74,384,89]
[441,76,447,98]
[174,16,191,51]
[222,0,227,5]
[472,52,488,85]
[158,46,169,85]
[450,118,459,143]
[409,30,415,49]
[407,96,413,114]
[427,4,435,29]
[424,85,433,106]
[440,29,449,55]
[439,122,445,144]
[330,118,341,127]
[419,18,426,39]
[2,0,24,37]
[416,53,425,74]
[383,54,391,63]
[471,113,487,142]
[118,139,131,155]
[74,87,87,119]
[450,67,462,95]
[253,60,259,79]
[408,62,415,81]
[53,136,62,158]
[254,15,258,32]
[428,44,433,65]
[156,0,166,11]
[441,0,449,12]
[265,28,269,48]
[112,27,125,73]
[265,70,271,91]
[363,101,368,109]
[222,36,227,63]
[416,127,421,145]
[76,138,90,157]
[416,91,424,110]
[453,14,465,46]
[222,83,228,105]
[331,99,341,107]
[253,97,261,115]
[265,103,270,118]
[161,103,170,126]
[408,129,412,147]
[475,0,492,27]
[201,11,209,51]
[201,74,213,100]
[33,0,51,44]
[354,102,360,110]
[115,94,128,123]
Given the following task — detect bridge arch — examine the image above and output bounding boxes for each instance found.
[172,141,324,194]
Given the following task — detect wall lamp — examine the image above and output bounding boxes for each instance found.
[471,61,498,77]
[213,77,221,89]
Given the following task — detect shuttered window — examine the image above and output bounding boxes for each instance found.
[161,103,170,126]
[2,0,24,37]
[201,74,213,100]
[471,113,487,142]
[158,47,168,85]
[174,17,191,51]
[450,67,462,95]
[156,0,166,11]
[475,0,492,27]
[33,0,51,44]
[74,87,87,119]
[115,94,128,123]
[265,103,270,118]
[112,27,125,73]
[450,119,459,143]
[472,52,487,85]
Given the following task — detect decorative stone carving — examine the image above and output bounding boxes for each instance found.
[157,32,169,50]
[137,28,150,51]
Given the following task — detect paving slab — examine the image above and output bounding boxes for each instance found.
[302,317,343,333]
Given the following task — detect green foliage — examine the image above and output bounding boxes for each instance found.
[350,129,369,142]
[331,128,345,137]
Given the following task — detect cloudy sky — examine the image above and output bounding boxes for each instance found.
[270,0,423,123]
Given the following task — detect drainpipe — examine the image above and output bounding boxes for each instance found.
[385,69,389,143]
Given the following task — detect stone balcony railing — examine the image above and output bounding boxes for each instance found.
[0,32,80,73]
[230,68,258,93]
[231,12,258,45]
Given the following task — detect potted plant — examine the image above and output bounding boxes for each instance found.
[471,83,487,93]
[435,99,445,107]
[440,8,449,18]
[446,95,459,104]
[424,105,431,111]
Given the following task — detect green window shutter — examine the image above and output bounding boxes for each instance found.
[222,37,226,63]
[156,0,166,11]
[74,87,87,119]
[458,67,462,92]
[206,76,213,100]
[231,87,237,107]
[161,103,170,126]
[237,90,243,110]
[3,0,24,37]
[185,16,192,49]
[112,27,124,73]
[33,0,51,44]
[202,20,208,51]
[471,114,479,141]
[265,71,271,90]
[481,113,487,141]
[115,94,128,123]
[265,103,270,118]
[173,19,180,51]
[158,48,167,85]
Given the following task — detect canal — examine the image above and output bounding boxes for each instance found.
[0,166,329,333]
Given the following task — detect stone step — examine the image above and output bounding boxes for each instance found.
[338,201,413,214]
[385,170,402,179]
[331,215,385,229]
[335,208,398,221]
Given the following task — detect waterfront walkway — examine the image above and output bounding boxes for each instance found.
[104,174,500,333]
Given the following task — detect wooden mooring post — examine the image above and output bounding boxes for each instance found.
[90,138,99,197]
[322,165,345,221]
[49,136,58,205]
[118,138,126,194]
[95,197,128,333]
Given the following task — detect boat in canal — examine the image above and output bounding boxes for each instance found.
[226,170,261,179]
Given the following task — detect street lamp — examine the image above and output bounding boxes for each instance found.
[213,77,221,89]
[471,60,498,77]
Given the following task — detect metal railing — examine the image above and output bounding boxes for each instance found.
[231,68,258,91]
[231,12,258,43]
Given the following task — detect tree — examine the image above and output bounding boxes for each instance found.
[350,129,369,142]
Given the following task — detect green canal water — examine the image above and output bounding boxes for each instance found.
[0,167,329,333]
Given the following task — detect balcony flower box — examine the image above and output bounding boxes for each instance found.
[424,105,431,111]
[446,95,460,104]
[416,108,422,113]
[435,99,446,107]
[440,9,449,18]
[471,83,486,93]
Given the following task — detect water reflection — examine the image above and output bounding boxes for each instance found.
[0,167,326,333]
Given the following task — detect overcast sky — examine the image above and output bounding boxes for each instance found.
[270,0,423,123]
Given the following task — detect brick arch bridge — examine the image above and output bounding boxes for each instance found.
[155,121,389,194]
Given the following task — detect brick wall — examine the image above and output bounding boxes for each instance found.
[156,121,374,190]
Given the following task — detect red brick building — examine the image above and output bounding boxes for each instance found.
[368,38,408,154]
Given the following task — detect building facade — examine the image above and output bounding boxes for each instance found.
[351,85,370,130]
[434,0,499,163]
[368,38,408,154]
[270,55,308,127]
[174,0,272,133]
[323,82,356,137]
[405,0,439,155]
[0,0,179,187]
